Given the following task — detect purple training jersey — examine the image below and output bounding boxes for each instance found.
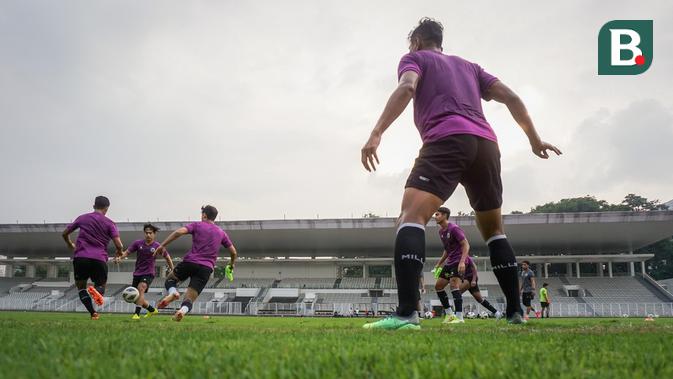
[66,212,119,263]
[398,50,499,144]
[128,239,168,277]
[182,221,233,270]
[439,223,469,267]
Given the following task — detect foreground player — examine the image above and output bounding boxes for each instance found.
[520,260,537,320]
[114,223,174,319]
[362,18,561,329]
[62,196,123,319]
[155,205,238,321]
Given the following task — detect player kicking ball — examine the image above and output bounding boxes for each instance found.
[361,18,560,329]
[114,223,174,319]
[155,205,238,322]
[62,196,123,320]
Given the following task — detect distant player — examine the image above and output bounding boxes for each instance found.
[520,260,537,320]
[539,282,551,318]
[155,205,238,322]
[455,259,502,320]
[431,207,489,324]
[361,18,560,329]
[61,196,123,320]
[114,223,174,319]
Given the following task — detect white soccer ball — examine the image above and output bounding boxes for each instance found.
[622,313,629,318]
[122,286,139,303]
[479,311,489,319]
[424,311,434,319]
[466,311,477,319]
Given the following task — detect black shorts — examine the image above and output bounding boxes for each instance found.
[132,275,155,289]
[439,263,474,281]
[406,134,502,211]
[172,262,213,295]
[73,257,108,284]
[540,301,549,308]
[522,292,534,307]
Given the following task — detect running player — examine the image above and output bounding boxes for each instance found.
[455,259,503,320]
[520,260,537,320]
[114,223,174,319]
[539,282,551,318]
[61,196,123,320]
[155,205,238,321]
[361,18,561,329]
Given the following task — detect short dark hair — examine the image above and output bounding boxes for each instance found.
[409,18,444,49]
[543,282,549,287]
[437,207,451,217]
[201,205,218,221]
[522,260,531,265]
[93,196,110,210]
[143,223,159,233]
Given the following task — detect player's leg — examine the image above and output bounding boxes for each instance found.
[463,138,523,323]
[434,277,456,323]
[448,276,464,323]
[88,259,108,308]
[468,286,500,318]
[173,264,211,321]
[73,258,97,318]
[159,263,186,308]
[522,293,532,320]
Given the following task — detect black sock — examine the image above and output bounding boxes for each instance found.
[488,237,522,318]
[180,299,193,313]
[94,285,105,296]
[78,289,96,315]
[451,289,463,313]
[479,299,498,314]
[146,304,156,313]
[134,306,141,315]
[165,278,178,292]
[394,225,426,317]
[436,290,451,310]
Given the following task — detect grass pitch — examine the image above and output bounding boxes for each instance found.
[1,312,671,379]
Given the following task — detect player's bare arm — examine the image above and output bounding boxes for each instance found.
[361,71,419,172]
[112,237,124,258]
[61,228,75,251]
[458,239,470,274]
[435,250,448,268]
[154,227,188,256]
[164,253,175,272]
[470,261,478,287]
[485,80,562,159]
[227,245,238,268]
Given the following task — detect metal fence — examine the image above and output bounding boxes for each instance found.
[1,297,672,317]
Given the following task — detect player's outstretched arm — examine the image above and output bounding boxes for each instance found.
[485,81,562,159]
[361,71,419,172]
[112,237,124,258]
[154,227,188,256]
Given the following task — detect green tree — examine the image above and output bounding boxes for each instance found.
[638,237,673,280]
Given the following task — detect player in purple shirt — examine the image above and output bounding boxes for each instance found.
[61,196,123,320]
[155,205,238,322]
[362,18,561,329]
[114,223,174,319]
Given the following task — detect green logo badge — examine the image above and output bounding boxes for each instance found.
[598,20,653,75]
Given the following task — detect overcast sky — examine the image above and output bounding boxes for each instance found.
[1,1,672,223]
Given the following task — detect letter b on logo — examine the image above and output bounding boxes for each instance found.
[598,20,652,75]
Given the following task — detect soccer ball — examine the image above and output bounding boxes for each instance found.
[122,286,139,303]
[622,314,629,318]
[466,311,477,319]
[479,311,489,319]
[424,311,434,319]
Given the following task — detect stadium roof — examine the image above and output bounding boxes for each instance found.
[0,211,672,258]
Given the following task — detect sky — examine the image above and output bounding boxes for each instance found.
[1,0,672,223]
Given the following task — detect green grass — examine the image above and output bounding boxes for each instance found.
[1,312,672,379]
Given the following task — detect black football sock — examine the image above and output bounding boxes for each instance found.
[394,224,426,317]
[134,306,141,315]
[146,304,156,312]
[436,290,451,310]
[451,289,463,313]
[488,235,522,318]
[78,289,96,315]
[479,299,498,314]
[94,285,105,296]
[179,300,193,314]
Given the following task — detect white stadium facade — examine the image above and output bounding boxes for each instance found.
[1,211,673,317]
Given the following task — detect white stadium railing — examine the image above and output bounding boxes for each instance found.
[1,297,672,317]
